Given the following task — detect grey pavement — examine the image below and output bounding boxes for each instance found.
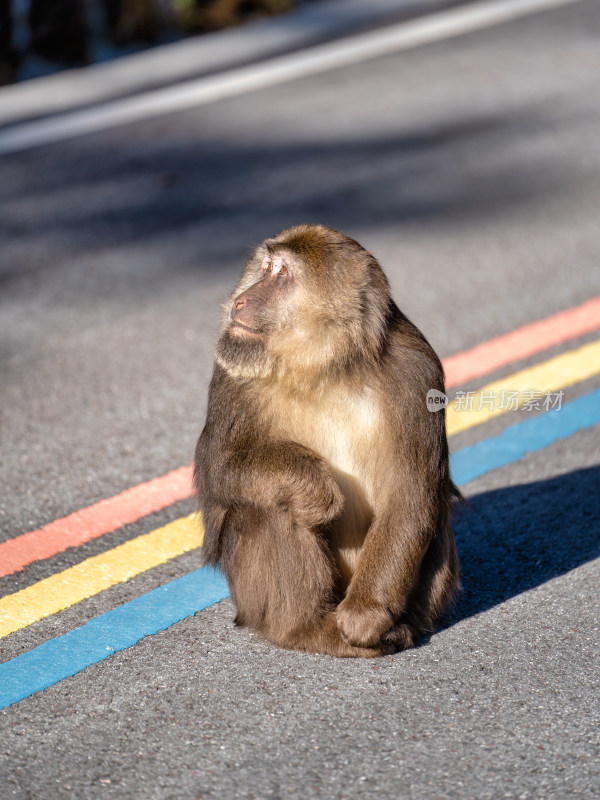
[0,1,599,798]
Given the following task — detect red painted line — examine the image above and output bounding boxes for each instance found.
[444,296,600,388]
[0,466,193,578]
[2,297,599,579]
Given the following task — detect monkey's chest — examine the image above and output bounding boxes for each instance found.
[273,390,383,584]
[284,392,379,478]
[290,392,382,582]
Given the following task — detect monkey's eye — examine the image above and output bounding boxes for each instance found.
[264,262,272,272]
[279,265,287,275]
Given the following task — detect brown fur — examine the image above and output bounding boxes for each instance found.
[194,224,460,657]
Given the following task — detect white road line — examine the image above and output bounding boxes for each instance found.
[0,0,585,156]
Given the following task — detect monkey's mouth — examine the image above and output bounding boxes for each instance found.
[230,321,262,336]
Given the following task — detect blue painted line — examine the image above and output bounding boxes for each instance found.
[0,566,229,710]
[450,387,600,485]
[1,387,599,711]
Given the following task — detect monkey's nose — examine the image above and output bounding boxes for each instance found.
[231,297,246,319]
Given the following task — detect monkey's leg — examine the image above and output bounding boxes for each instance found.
[220,505,389,658]
[396,520,460,638]
[382,520,460,648]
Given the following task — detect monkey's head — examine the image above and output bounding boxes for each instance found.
[215,224,392,381]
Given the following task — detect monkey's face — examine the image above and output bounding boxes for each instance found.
[215,246,299,378]
[229,251,294,339]
[215,225,392,380]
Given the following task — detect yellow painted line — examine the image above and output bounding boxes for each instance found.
[0,514,203,638]
[447,338,600,435]
[2,338,598,640]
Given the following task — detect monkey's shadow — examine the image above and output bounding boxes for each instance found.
[441,464,599,632]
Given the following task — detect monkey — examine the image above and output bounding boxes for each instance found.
[194,224,460,658]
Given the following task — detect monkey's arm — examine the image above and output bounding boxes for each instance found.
[337,475,444,647]
[337,345,452,648]
[194,370,343,529]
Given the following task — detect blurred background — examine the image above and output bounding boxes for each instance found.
[0,0,294,84]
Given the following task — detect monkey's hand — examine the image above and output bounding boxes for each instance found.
[284,452,344,529]
[336,596,394,649]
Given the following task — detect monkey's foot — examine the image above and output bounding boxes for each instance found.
[382,622,414,650]
[336,597,395,649]
[278,613,392,658]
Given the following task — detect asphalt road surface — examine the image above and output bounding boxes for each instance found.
[1,1,599,798]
